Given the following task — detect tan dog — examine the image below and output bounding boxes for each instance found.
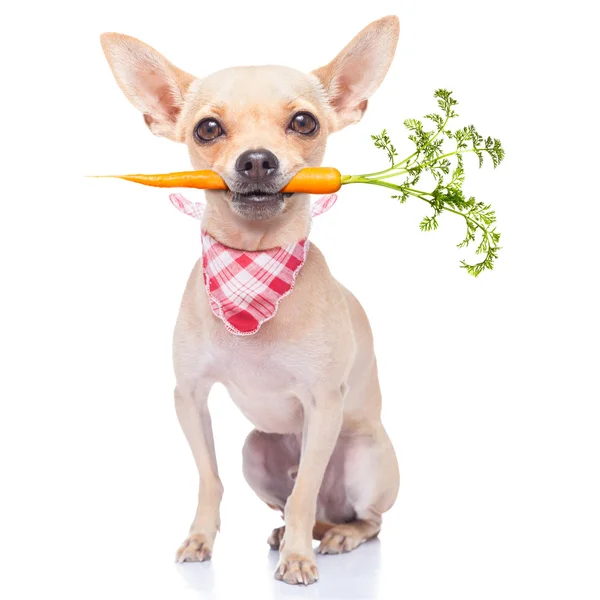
[100,15,400,586]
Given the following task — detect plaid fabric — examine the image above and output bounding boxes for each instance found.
[200,233,308,334]
[169,192,337,335]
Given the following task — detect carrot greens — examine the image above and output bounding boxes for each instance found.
[341,89,505,276]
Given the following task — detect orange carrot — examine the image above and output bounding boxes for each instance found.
[92,167,342,194]
[281,168,341,194]
[93,170,228,190]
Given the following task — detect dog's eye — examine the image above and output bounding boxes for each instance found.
[289,112,318,135]
[194,118,224,142]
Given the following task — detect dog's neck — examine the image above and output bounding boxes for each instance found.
[201,191,312,251]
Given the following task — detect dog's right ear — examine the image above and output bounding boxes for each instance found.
[100,33,195,142]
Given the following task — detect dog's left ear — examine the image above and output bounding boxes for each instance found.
[312,16,399,131]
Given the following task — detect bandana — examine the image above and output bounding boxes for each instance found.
[169,193,337,335]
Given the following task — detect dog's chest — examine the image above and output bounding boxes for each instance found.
[208,332,315,433]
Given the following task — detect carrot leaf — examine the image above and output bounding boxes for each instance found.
[347,89,504,276]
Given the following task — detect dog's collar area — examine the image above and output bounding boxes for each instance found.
[169,192,338,335]
[200,230,309,335]
[169,192,336,221]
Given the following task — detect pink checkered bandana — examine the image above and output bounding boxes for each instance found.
[169,193,338,335]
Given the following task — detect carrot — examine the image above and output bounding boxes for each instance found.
[281,168,341,194]
[92,170,228,190]
[91,167,342,194]
[91,90,504,277]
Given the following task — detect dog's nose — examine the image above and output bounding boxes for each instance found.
[235,149,279,181]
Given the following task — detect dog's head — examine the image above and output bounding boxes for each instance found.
[100,17,399,223]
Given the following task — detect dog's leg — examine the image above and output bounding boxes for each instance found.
[274,387,344,585]
[174,384,223,562]
[242,431,298,510]
[241,430,335,549]
[317,519,381,553]
[318,425,399,554]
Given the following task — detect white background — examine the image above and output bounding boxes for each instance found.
[1,1,598,599]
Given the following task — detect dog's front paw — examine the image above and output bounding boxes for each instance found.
[274,551,318,585]
[176,532,214,562]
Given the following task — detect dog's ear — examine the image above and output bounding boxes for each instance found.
[312,16,399,131]
[100,33,195,142]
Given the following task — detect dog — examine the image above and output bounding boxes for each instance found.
[100,15,400,586]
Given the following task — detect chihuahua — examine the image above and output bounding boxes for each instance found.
[100,15,400,585]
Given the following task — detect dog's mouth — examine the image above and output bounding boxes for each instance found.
[232,191,293,203]
[229,187,294,220]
